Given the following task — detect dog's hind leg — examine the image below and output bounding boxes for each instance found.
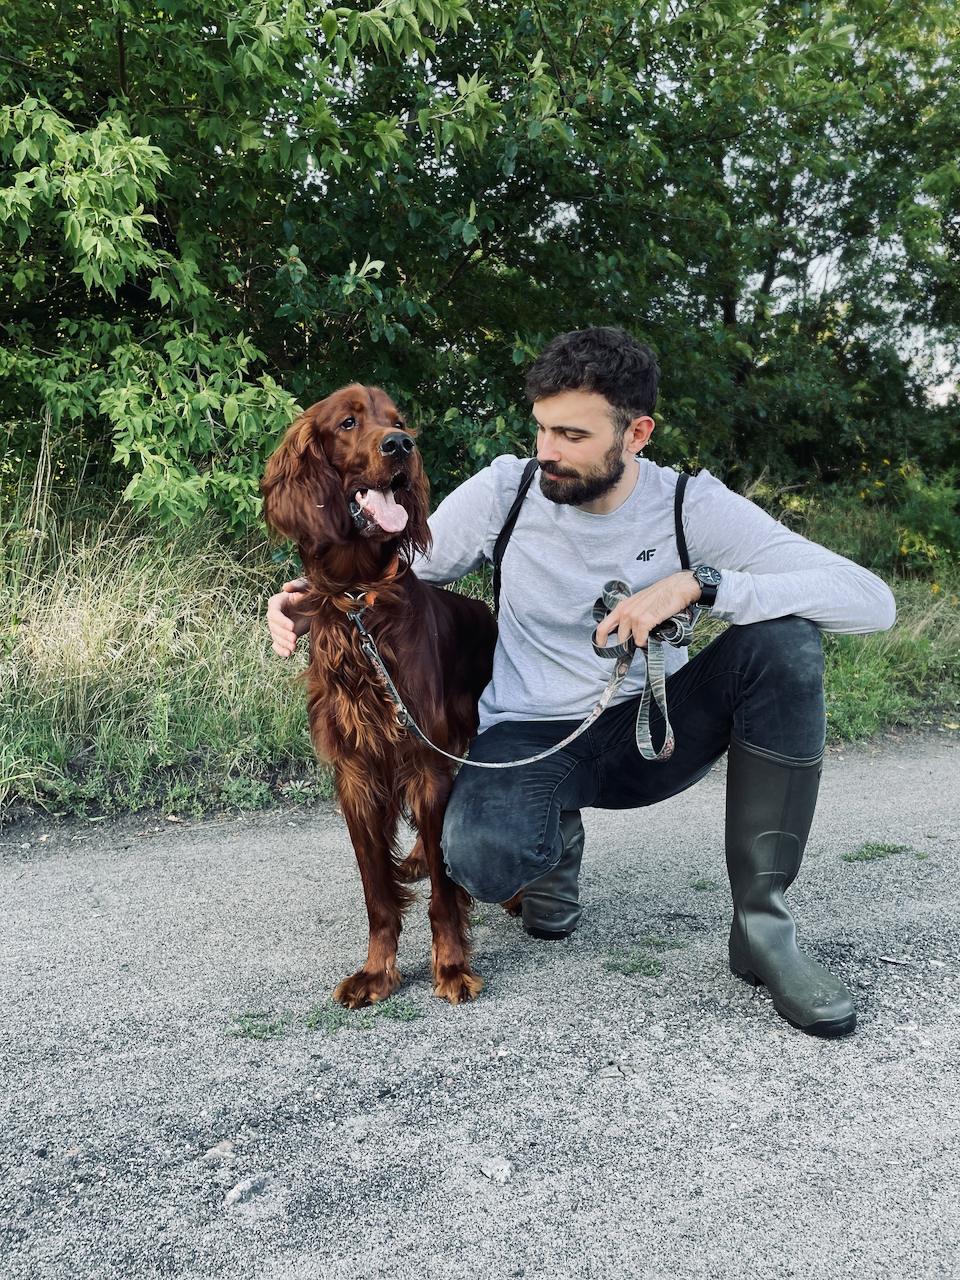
[395,836,429,883]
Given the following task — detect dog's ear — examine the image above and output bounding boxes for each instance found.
[396,444,433,562]
[261,408,352,551]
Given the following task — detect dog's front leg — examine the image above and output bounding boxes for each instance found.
[412,785,483,1005]
[334,792,411,1008]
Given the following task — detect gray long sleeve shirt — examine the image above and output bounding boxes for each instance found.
[412,455,896,733]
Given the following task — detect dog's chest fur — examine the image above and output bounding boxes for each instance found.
[305,602,408,760]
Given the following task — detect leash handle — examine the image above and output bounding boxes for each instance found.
[590,580,696,657]
[589,579,697,762]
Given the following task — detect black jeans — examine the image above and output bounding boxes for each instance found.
[441,617,826,903]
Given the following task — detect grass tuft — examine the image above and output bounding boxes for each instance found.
[842,841,911,863]
[302,1001,377,1034]
[375,996,423,1022]
[603,949,664,977]
[301,996,421,1033]
[228,1010,291,1040]
[1,497,333,813]
[758,482,960,740]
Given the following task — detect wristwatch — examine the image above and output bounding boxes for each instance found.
[692,565,722,609]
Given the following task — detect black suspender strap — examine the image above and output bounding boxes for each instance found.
[674,472,691,571]
[492,457,539,615]
[492,461,691,614]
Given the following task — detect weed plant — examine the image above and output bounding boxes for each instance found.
[300,997,422,1034]
[690,877,721,891]
[228,1010,292,1040]
[602,937,689,976]
[603,949,664,977]
[842,841,911,863]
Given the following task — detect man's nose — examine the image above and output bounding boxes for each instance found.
[536,432,561,462]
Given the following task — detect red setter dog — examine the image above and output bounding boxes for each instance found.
[262,385,496,1008]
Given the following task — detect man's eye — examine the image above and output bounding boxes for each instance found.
[339,416,357,430]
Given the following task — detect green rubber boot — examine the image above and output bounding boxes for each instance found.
[522,810,585,940]
[726,737,856,1038]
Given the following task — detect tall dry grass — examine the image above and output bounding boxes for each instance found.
[1,501,320,812]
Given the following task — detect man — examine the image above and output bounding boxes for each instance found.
[268,328,895,1037]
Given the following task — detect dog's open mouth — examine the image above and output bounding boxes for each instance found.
[349,473,409,534]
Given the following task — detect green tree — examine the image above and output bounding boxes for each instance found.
[2,0,959,528]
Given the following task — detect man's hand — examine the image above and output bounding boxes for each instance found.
[267,577,310,657]
[593,571,702,652]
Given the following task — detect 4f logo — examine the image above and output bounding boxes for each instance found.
[635,548,657,562]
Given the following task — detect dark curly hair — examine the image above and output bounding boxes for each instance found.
[525,327,660,436]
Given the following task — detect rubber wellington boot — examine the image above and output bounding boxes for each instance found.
[725,737,856,1037]
[522,810,585,940]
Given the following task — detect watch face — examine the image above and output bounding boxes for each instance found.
[696,566,722,589]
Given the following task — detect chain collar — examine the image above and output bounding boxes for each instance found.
[337,554,401,615]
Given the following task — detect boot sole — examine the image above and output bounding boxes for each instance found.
[732,965,857,1038]
[524,924,577,940]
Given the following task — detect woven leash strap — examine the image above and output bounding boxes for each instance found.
[349,580,695,770]
[591,579,696,762]
[352,615,634,771]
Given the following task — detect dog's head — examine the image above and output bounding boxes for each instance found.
[261,384,431,560]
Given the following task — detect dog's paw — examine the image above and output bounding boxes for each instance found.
[333,965,402,1009]
[432,964,483,1005]
[499,891,524,917]
[395,842,429,883]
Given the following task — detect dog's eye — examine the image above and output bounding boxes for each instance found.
[394,420,405,431]
[338,416,357,431]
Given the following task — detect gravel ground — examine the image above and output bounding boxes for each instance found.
[1,732,958,1280]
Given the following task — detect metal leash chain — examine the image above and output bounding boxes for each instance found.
[348,579,696,770]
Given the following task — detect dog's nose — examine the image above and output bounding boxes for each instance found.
[379,432,414,459]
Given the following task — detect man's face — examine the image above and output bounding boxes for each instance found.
[533,390,630,506]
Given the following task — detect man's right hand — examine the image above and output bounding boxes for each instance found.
[267,578,310,656]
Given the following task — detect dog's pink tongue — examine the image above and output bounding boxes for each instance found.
[356,487,408,532]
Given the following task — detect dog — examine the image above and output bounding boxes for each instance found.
[262,385,496,1007]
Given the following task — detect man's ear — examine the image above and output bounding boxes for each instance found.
[624,415,656,455]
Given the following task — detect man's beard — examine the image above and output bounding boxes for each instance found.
[538,438,626,506]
